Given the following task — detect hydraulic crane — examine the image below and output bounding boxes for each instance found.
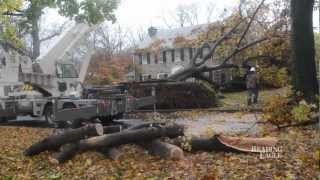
[0,23,155,126]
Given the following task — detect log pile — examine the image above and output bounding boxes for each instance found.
[24,123,185,164]
[24,123,278,164]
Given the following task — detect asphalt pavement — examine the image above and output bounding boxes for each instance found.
[0,116,52,128]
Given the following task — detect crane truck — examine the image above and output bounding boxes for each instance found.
[0,23,155,127]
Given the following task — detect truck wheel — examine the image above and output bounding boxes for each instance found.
[44,104,54,125]
[115,113,124,120]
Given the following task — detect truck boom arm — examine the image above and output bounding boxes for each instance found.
[37,23,97,75]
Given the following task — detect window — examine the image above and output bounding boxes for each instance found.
[56,63,78,78]
[147,53,151,64]
[138,54,142,64]
[199,48,203,59]
[162,51,167,64]
[189,48,193,60]
[171,50,175,62]
[180,49,184,61]
[154,54,158,64]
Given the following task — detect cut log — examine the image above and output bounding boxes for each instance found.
[24,124,104,156]
[126,122,165,131]
[79,124,184,151]
[52,143,79,164]
[98,147,122,161]
[52,124,184,163]
[144,140,184,160]
[103,125,125,134]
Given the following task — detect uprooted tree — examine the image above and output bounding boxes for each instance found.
[168,0,319,103]
[168,0,290,88]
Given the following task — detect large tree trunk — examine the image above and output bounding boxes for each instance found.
[143,140,184,160]
[98,147,122,160]
[291,0,319,102]
[24,124,104,156]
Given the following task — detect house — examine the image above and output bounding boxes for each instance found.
[127,24,234,83]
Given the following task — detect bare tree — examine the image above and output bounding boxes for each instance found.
[162,3,201,28]
[206,2,216,23]
[174,5,189,27]
[126,26,147,48]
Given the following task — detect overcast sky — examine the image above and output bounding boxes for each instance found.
[40,0,238,54]
[44,0,319,29]
[40,0,319,55]
[43,0,239,32]
[115,0,237,28]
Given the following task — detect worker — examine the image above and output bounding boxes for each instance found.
[246,67,259,106]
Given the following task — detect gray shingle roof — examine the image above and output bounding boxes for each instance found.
[137,23,216,50]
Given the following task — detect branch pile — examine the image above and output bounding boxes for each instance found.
[24,122,278,164]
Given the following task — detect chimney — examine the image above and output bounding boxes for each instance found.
[148,26,157,38]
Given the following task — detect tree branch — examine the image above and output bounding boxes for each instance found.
[192,20,243,67]
[2,12,24,16]
[221,37,268,66]
[0,40,32,58]
[169,0,269,83]
[40,22,67,42]
[236,0,266,48]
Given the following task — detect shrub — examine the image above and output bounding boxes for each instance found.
[257,66,289,88]
[263,89,314,127]
[262,94,293,127]
[291,100,312,122]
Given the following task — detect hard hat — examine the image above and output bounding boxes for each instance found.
[250,67,256,72]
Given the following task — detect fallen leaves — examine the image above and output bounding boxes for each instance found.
[0,112,319,179]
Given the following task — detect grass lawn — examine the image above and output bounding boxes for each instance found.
[220,87,289,108]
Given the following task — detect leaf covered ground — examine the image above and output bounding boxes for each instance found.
[0,114,318,179]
